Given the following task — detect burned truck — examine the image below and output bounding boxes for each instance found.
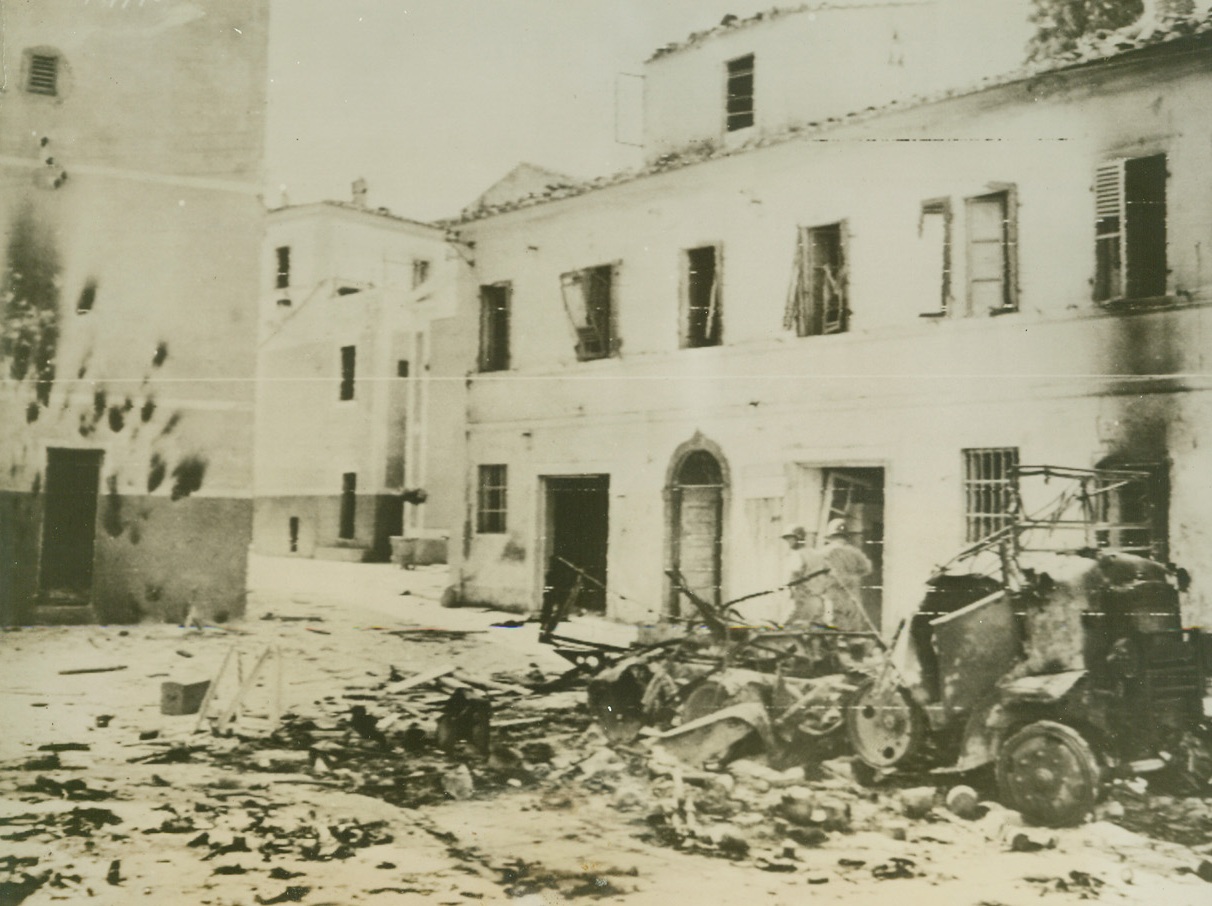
[547,466,1208,825]
[847,466,1208,825]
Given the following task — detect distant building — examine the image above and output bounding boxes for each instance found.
[0,2,271,624]
[253,190,469,565]
[448,3,1212,630]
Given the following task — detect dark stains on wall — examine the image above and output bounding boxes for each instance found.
[170,454,207,501]
[1,204,61,411]
[76,280,97,314]
[147,453,167,493]
[107,405,125,433]
[152,342,168,368]
[159,411,182,438]
[102,474,124,538]
[141,397,157,423]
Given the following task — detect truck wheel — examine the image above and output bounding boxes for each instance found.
[845,679,925,770]
[996,720,1102,827]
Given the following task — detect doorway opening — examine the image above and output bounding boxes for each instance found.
[669,449,726,617]
[40,448,104,604]
[542,475,609,618]
[787,465,885,627]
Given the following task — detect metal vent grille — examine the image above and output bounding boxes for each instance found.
[27,54,59,96]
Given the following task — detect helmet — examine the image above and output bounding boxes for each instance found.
[825,518,851,539]
[780,524,808,542]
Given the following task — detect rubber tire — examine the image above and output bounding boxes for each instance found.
[996,720,1102,827]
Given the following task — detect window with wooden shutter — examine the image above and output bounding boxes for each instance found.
[726,54,755,132]
[559,264,617,361]
[966,190,1017,314]
[478,283,511,372]
[684,246,722,348]
[1094,154,1166,303]
[784,223,848,336]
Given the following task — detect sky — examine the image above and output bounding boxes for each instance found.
[265,0,1033,221]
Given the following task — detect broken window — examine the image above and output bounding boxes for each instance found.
[559,264,617,361]
[275,246,291,290]
[726,54,755,132]
[339,473,356,540]
[683,246,721,348]
[1095,154,1167,302]
[785,223,848,337]
[966,189,1017,314]
[412,259,431,289]
[339,345,356,401]
[477,465,507,534]
[917,199,952,316]
[963,447,1020,542]
[1094,462,1168,560]
[478,283,511,372]
[25,52,59,96]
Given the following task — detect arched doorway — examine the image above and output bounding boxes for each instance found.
[668,445,726,617]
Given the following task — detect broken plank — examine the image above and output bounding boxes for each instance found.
[59,666,128,676]
[385,664,456,695]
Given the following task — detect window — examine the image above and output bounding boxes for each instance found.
[785,223,847,336]
[963,447,1019,542]
[917,199,952,315]
[726,54,755,132]
[275,246,291,290]
[1095,463,1168,560]
[966,189,1017,314]
[560,264,617,360]
[397,360,410,378]
[412,259,431,288]
[25,52,59,96]
[478,283,511,372]
[339,345,356,401]
[683,246,721,348]
[339,473,356,540]
[477,465,507,534]
[1095,154,1167,302]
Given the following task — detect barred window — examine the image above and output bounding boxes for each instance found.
[477,465,507,534]
[964,448,1019,542]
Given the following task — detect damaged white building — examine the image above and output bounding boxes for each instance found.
[443,2,1212,631]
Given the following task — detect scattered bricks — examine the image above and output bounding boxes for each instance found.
[161,680,211,716]
[899,787,936,819]
[945,785,980,820]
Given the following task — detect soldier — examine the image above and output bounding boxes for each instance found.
[780,524,831,626]
[818,518,873,631]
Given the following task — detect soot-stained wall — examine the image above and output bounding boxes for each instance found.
[0,2,269,624]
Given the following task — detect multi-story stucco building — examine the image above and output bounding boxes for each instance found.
[0,2,271,624]
[252,188,469,564]
[447,3,1212,632]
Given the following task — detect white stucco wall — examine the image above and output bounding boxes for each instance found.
[451,45,1212,630]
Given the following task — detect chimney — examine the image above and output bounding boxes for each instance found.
[352,177,368,208]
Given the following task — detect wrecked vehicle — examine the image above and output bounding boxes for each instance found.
[846,466,1209,826]
[541,560,881,768]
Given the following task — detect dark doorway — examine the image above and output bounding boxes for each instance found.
[542,475,609,617]
[670,450,725,616]
[40,448,103,601]
[818,467,885,628]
